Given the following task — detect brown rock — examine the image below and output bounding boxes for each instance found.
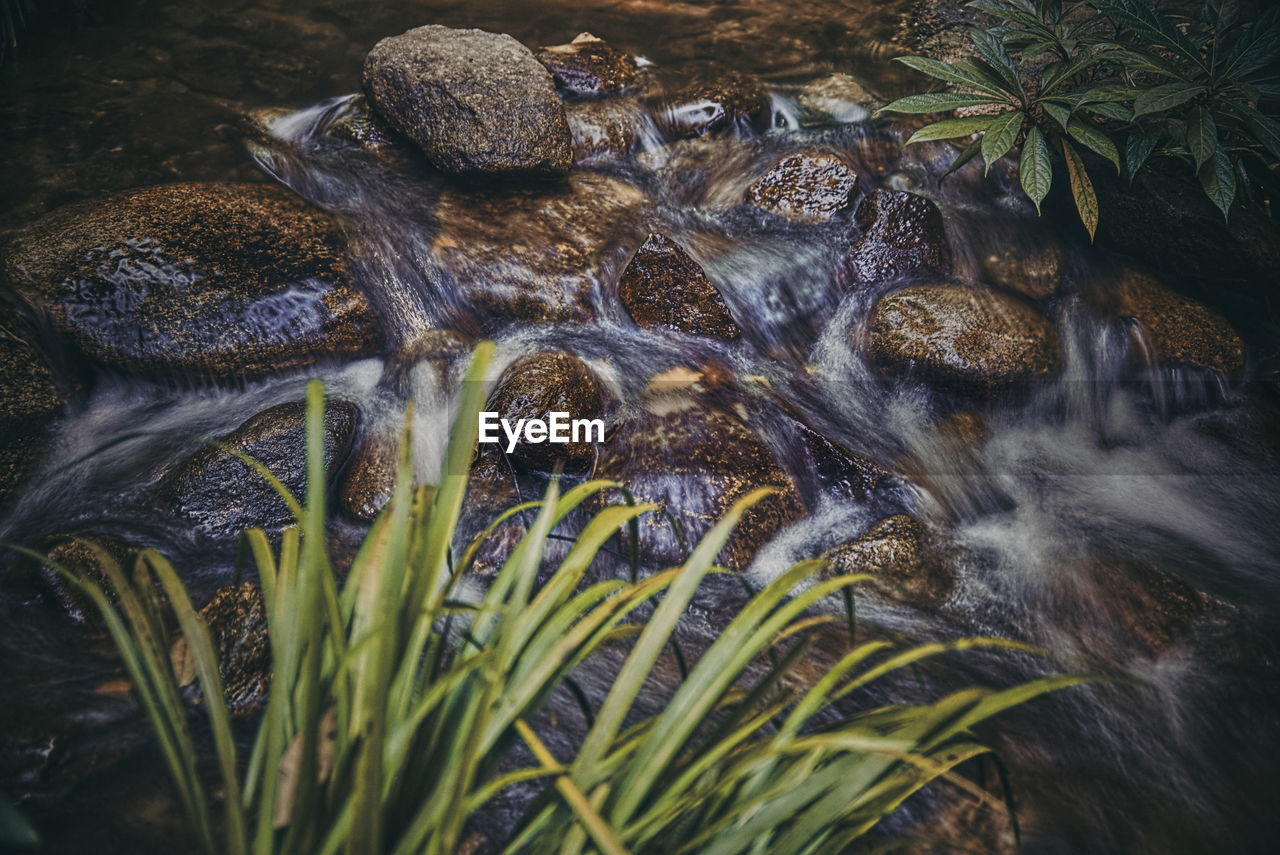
[823,515,952,608]
[979,234,1064,300]
[484,351,607,475]
[0,321,64,504]
[649,62,770,139]
[1113,270,1245,373]
[595,401,805,570]
[38,536,137,625]
[746,151,859,224]
[867,284,1062,390]
[797,73,875,124]
[1,183,381,380]
[1086,557,1204,657]
[173,583,270,716]
[535,33,643,98]
[340,436,399,522]
[839,189,951,289]
[565,97,647,162]
[618,233,740,340]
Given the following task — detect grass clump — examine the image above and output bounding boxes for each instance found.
[41,341,1083,854]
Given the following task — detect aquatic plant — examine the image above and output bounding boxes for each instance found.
[880,0,1280,237]
[41,342,1082,854]
[1,0,32,60]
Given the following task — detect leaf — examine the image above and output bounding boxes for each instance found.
[1091,0,1208,72]
[981,110,1025,174]
[1132,83,1205,118]
[1224,7,1280,79]
[1125,129,1160,179]
[905,114,1002,144]
[969,27,1022,93]
[1041,101,1072,130]
[1084,101,1132,122]
[0,799,40,849]
[1230,102,1280,161]
[1041,48,1100,93]
[1066,119,1121,172]
[941,135,983,181]
[1019,126,1052,213]
[1198,145,1236,221]
[877,92,1008,115]
[1108,48,1184,80]
[1185,105,1217,170]
[1061,139,1099,240]
[894,55,1009,97]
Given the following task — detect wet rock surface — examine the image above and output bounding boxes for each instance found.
[595,400,805,570]
[363,25,572,177]
[867,284,1062,390]
[340,436,399,522]
[535,33,643,98]
[159,400,358,537]
[0,323,64,503]
[1111,270,1245,374]
[1085,557,1204,657]
[823,515,952,608]
[840,189,951,289]
[485,351,608,475]
[618,233,741,340]
[649,62,770,139]
[797,73,875,123]
[745,151,859,223]
[565,98,647,163]
[1,183,381,380]
[37,536,137,626]
[172,583,270,716]
[978,231,1064,300]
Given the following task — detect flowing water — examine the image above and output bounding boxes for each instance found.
[3,1,1280,852]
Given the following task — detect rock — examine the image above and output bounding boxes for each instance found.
[649,62,770,139]
[823,515,952,608]
[0,323,63,503]
[363,25,572,177]
[172,583,269,716]
[535,33,643,98]
[595,401,806,570]
[979,232,1064,300]
[1086,557,1203,657]
[431,172,646,324]
[1112,270,1245,373]
[38,536,137,625]
[160,400,358,538]
[340,436,398,522]
[383,328,476,393]
[565,98,647,163]
[798,424,884,501]
[618,233,741,340]
[1,183,381,380]
[324,94,415,162]
[839,189,951,289]
[797,73,875,123]
[0,435,47,507]
[745,151,859,223]
[485,351,608,475]
[867,284,1062,390]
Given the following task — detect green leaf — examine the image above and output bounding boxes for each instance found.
[1107,48,1184,80]
[969,27,1023,93]
[941,135,983,180]
[1132,83,1205,118]
[1230,101,1280,161]
[877,92,1007,115]
[1125,129,1159,179]
[894,55,1009,98]
[1019,126,1052,213]
[1066,119,1121,172]
[1198,145,1236,221]
[1061,139,1099,240]
[1224,7,1280,79]
[1084,101,1132,122]
[905,114,1001,144]
[1091,0,1208,72]
[0,799,39,849]
[1041,101,1072,130]
[1041,48,1100,93]
[1185,105,1217,170]
[981,110,1025,174]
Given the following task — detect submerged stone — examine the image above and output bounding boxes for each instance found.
[839,189,951,289]
[618,233,740,340]
[37,536,137,626]
[535,33,643,98]
[745,151,859,223]
[1,183,381,381]
[363,25,572,177]
[649,62,770,139]
[823,515,952,608]
[867,283,1062,391]
[565,97,648,163]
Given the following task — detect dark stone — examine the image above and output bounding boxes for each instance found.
[173,583,270,716]
[324,94,416,162]
[649,62,770,139]
[978,229,1064,300]
[867,284,1062,390]
[535,33,643,98]
[363,25,572,177]
[618,233,740,340]
[160,400,358,538]
[823,515,952,608]
[839,189,951,289]
[38,536,137,625]
[485,351,607,475]
[746,151,859,223]
[431,173,647,324]
[1110,269,1245,373]
[0,321,63,504]
[595,401,806,570]
[1086,557,1204,657]
[1,183,382,380]
[798,423,884,501]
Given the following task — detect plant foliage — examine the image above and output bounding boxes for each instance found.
[880,0,1280,237]
[38,343,1084,854]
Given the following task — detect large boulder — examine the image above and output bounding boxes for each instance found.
[745,151,860,224]
[839,189,951,289]
[160,400,358,538]
[430,172,647,324]
[1,183,381,380]
[595,399,806,570]
[822,515,952,608]
[867,284,1062,390]
[363,25,572,177]
[618,233,741,340]
[535,33,643,98]
[483,351,608,476]
[649,62,770,139]
[1110,270,1245,373]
